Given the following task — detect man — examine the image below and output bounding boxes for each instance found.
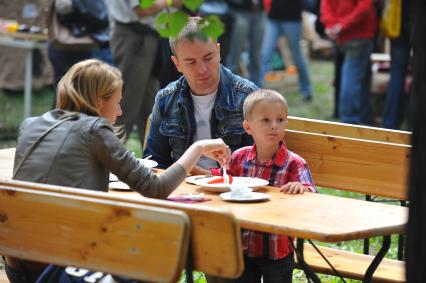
[321,0,378,124]
[259,0,313,102]
[225,0,265,85]
[105,0,180,147]
[144,17,258,175]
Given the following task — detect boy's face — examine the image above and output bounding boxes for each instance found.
[243,101,287,148]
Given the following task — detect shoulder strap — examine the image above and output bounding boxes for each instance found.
[13,113,79,178]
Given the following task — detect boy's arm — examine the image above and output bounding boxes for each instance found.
[280,159,317,194]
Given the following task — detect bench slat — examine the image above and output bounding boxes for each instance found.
[288,116,411,145]
[285,130,410,200]
[0,185,190,283]
[0,180,244,279]
[298,245,405,283]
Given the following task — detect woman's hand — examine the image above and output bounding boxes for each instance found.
[196,139,231,166]
[280,182,309,194]
[176,139,230,174]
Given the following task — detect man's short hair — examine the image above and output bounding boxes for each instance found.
[169,17,217,55]
[243,89,288,119]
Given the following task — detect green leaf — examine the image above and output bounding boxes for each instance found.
[140,0,156,9]
[182,0,203,12]
[169,11,189,37]
[199,15,225,39]
[155,11,188,38]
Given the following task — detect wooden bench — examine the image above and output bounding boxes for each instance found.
[287,116,411,145]
[284,119,410,282]
[0,183,190,283]
[0,179,244,281]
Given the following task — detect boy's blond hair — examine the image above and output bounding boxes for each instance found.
[56,59,122,117]
[243,89,288,119]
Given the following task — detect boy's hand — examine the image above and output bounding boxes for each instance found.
[280,182,309,194]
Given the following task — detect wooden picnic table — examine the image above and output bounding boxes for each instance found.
[112,177,407,282]
[0,148,408,282]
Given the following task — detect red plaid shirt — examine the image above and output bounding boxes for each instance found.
[212,142,316,259]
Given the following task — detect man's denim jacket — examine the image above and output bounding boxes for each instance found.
[144,65,258,169]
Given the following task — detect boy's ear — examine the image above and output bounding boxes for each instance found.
[243,120,252,134]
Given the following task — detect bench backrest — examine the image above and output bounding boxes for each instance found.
[0,180,244,279]
[0,184,190,283]
[288,116,411,145]
[285,130,410,200]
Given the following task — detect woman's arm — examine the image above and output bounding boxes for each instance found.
[94,121,229,199]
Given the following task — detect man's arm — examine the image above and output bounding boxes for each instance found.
[143,97,173,169]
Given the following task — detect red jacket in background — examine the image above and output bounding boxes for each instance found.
[320,0,378,44]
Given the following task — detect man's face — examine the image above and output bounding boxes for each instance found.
[171,38,221,96]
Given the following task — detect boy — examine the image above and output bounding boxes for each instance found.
[214,89,316,282]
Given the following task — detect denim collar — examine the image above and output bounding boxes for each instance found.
[176,65,238,120]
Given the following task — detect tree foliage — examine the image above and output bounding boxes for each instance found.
[140,0,224,39]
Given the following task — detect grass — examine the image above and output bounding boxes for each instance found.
[0,60,401,282]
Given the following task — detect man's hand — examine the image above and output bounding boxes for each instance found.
[280,182,310,194]
[325,24,342,41]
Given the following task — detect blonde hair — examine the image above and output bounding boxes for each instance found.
[169,16,217,55]
[56,59,122,116]
[243,89,288,119]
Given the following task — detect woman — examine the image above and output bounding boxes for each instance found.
[4,59,230,283]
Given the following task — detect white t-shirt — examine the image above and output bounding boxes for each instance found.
[191,90,218,169]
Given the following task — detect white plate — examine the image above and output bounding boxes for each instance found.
[185,175,210,185]
[138,158,158,168]
[109,181,131,191]
[192,176,269,193]
[220,192,270,202]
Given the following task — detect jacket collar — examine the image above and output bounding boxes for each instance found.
[175,65,238,119]
[246,141,288,167]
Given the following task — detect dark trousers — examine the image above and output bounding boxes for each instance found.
[4,262,43,283]
[206,254,294,283]
[47,43,92,107]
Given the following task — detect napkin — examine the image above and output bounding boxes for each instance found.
[167,193,211,203]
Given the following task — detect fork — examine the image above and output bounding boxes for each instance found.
[223,164,230,184]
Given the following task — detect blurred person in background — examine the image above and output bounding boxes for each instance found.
[321,0,378,125]
[48,0,112,106]
[383,0,412,129]
[225,0,265,85]
[259,0,313,102]
[104,0,181,149]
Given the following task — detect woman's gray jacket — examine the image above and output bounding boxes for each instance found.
[13,109,185,199]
